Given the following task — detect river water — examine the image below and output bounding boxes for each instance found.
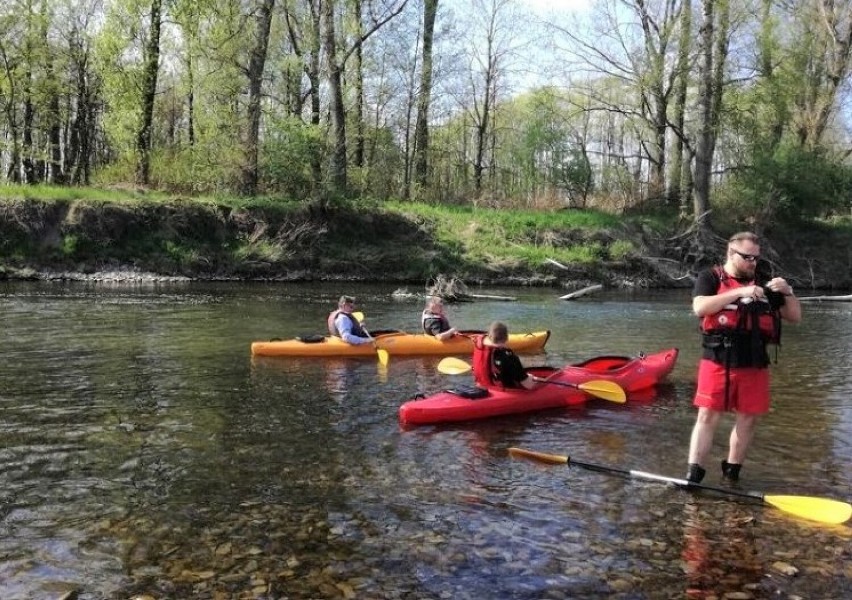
[0,281,849,599]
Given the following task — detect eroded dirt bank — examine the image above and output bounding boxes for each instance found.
[1,198,849,291]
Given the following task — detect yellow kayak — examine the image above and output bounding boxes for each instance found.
[250,330,551,357]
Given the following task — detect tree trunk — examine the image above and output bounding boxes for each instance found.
[67,30,93,186]
[135,0,163,186]
[692,0,716,226]
[187,51,195,146]
[353,0,365,169]
[240,0,276,196]
[692,0,729,227]
[669,0,691,211]
[307,32,323,191]
[412,0,438,193]
[323,0,348,194]
[283,0,323,189]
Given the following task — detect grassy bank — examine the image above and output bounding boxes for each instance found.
[0,185,664,286]
[1,184,849,289]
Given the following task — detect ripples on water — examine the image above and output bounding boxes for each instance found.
[0,283,849,599]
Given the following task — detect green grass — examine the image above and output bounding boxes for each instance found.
[0,184,309,212]
[385,200,624,266]
[0,183,169,203]
[0,187,638,274]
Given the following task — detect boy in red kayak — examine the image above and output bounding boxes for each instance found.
[472,321,539,389]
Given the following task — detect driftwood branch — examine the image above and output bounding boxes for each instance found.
[560,284,603,300]
[545,258,571,270]
[470,293,517,301]
[798,294,852,302]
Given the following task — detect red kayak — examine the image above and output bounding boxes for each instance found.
[552,347,679,393]
[398,348,678,426]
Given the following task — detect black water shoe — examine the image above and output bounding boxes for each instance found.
[686,464,706,484]
[721,460,741,482]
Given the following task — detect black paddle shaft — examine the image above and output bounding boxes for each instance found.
[568,458,766,502]
[531,377,578,389]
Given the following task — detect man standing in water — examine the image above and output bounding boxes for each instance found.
[686,232,802,483]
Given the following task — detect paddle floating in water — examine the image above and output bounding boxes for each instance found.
[508,447,852,525]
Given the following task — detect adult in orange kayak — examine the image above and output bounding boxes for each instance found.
[686,232,802,484]
[421,296,460,341]
[472,321,539,390]
[327,295,373,345]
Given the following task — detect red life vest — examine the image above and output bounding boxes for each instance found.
[699,267,780,344]
[472,335,498,387]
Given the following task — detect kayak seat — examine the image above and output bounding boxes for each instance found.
[445,385,489,400]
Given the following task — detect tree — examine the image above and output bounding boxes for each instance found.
[548,0,687,207]
[692,0,729,228]
[789,0,852,148]
[668,0,693,212]
[281,0,324,188]
[322,0,409,197]
[240,0,276,196]
[459,0,518,196]
[135,0,163,185]
[412,0,438,194]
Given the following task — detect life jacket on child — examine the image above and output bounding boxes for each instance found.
[472,335,499,387]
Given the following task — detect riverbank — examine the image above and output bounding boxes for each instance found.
[1,190,850,290]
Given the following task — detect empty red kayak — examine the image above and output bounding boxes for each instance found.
[398,348,678,426]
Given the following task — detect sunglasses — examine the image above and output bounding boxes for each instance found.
[732,250,760,262]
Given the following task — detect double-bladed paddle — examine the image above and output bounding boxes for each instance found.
[436,357,626,403]
[508,447,852,525]
[352,311,389,366]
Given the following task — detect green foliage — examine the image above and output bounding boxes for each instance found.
[261,117,326,197]
[350,126,406,200]
[716,144,852,225]
[609,239,635,260]
[162,240,198,266]
[61,234,79,256]
[150,145,245,195]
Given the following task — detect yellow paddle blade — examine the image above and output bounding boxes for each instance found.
[764,495,852,524]
[353,311,365,323]
[377,348,390,367]
[508,447,569,464]
[437,357,472,375]
[577,380,627,403]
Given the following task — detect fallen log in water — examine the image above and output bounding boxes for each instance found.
[559,284,603,301]
[797,294,852,302]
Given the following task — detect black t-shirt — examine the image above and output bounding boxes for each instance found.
[492,347,529,388]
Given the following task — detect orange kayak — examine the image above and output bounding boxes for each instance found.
[251,330,551,358]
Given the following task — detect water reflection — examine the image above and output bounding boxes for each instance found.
[0,282,849,599]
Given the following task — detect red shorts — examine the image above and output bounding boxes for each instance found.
[693,359,771,414]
